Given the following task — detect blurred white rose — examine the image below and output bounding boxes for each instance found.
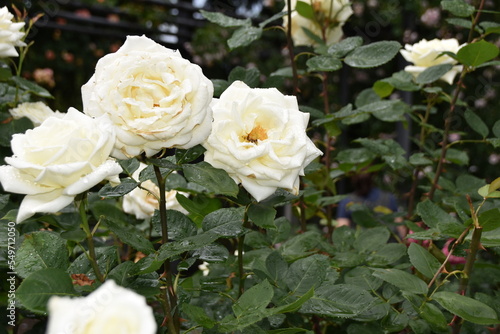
[9,102,64,126]
[203,81,323,202]
[0,6,26,58]
[123,163,188,219]
[46,280,156,334]
[0,108,122,223]
[82,35,214,159]
[400,38,464,84]
[282,0,353,46]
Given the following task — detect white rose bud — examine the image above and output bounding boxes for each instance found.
[46,280,157,334]
[400,38,464,84]
[9,102,64,126]
[282,0,353,46]
[203,81,323,202]
[82,35,214,159]
[0,6,26,58]
[0,108,122,223]
[122,163,188,219]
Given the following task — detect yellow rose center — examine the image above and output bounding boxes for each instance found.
[245,125,268,144]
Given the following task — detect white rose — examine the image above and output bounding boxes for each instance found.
[122,163,188,219]
[82,35,214,159]
[46,280,157,334]
[0,6,26,58]
[9,102,64,126]
[400,38,464,84]
[282,0,353,46]
[0,108,122,223]
[203,81,323,202]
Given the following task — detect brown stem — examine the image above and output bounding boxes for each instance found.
[238,209,250,296]
[154,165,180,334]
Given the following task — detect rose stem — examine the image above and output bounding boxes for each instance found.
[285,0,299,95]
[154,165,180,333]
[428,0,485,200]
[77,193,104,282]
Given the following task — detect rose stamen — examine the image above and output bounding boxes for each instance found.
[245,125,268,144]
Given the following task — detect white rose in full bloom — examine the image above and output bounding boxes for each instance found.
[400,38,464,84]
[9,102,64,126]
[46,280,157,334]
[203,81,323,202]
[282,0,353,46]
[0,6,26,58]
[123,163,188,219]
[0,108,122,223]
[82,35,214,159]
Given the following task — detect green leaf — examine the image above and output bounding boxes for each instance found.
[417,199,459,228]
[344,267,383,291]
[202,207,246,237]
[328,36,364,57]
[228,26,262,50]
[441,0,475,17]
[373,81,394,98]
[248,203,276,229]
[446,17,472,29]
[183,161,239,197]
[432,291,500,325]
[107,261,160,297]
[301,284,378,318]
[457,40,500,68]
[295,0,315,20]
[15,231,69,279]
[478,208,500,232]
[265,251,288,283]
[161,209,198,240]
[336,148,376,164]
[279,230,321,261]
[200,10,250,27]
[117,158,140,176]
[478,184,500,198]
[192,243,229,262]
[371,268,428,295]
[68,246,118,279]
[102,217,155,254]
[306,56,342,72]
[175,145,207,165]
[175,193,222,227]
[11,76,53,98]
[344,41,401,68]
[409,153,432,166]
[419,302,448,331]
[284,254,329,295]
[464,109,489,138]
[408,243,442,279]
[492,120,500,138]
[228,66,261,87]
[16,268,78,314]
[0,117,33,147]
[415,64,454,84]
[353,227,390,253]
[97,178,139,198]
[233,279,274,317]
[182,304,216,329]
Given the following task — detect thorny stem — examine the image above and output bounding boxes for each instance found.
[77,194,104,283]
[428,0,485,200]
[154,165,180,334]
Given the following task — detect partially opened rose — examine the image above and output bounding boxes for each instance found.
[0,108,122,223]
[400,38,464,84]
[203,81,323,202]
[82,35,214,159]
[46,280,157,334]
[282,0,353,46]
[9,101,64,126]
[0,6,26,58]
[123,162,188,219]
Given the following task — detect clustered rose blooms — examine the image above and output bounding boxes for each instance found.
[282,0,353,46]
[9,101,64,126]
[203,81,323,202]
[123,162,188,219]
[46,280,157,334]
[0,108,122,223]
[82,35,214,159]
[400,38,464,84]
[0,6,26,58]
